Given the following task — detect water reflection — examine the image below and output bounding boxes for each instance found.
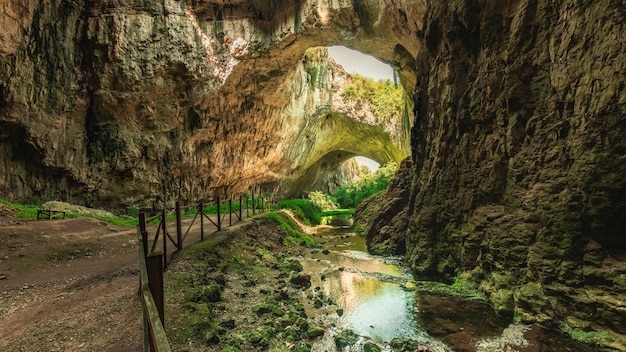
[300,228,425,346]
[342,280,423,341]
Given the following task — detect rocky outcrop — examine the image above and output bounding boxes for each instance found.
[369,0,625,348]
[0,0,422,208]
[4,0,624,348]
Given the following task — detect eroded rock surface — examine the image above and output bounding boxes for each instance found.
[0,0,422,208]
[369,0,625,349]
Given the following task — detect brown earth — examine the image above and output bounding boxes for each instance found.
[0,203,259,352]
[0,211,142,352]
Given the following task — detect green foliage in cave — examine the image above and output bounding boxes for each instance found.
[341,74,406,123]
[308,191,338,211]
[332,162,398,208]
[277,199,322,226]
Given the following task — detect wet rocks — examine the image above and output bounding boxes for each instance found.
[289,273,311,289]
[334,329,360,350]
[365,0,626,348]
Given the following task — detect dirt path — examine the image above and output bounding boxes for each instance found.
[0,208,249,352]
[0,215,142,352]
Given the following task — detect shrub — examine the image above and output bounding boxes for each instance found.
[340,74,406,123]
[333,162,398,208]
[277,199,322,225]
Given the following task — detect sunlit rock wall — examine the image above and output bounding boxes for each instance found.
[367,0,626,348]
[0,0,423,208]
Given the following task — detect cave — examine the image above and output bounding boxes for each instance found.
[0,0,625,350]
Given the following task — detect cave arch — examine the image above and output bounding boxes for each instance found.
[0,0,426,207]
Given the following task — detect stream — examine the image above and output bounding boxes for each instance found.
[297,226,598,352]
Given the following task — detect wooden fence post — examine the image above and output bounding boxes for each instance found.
[217,196,222,231]
[146,253,165,329]
[199,201,204,241]
[239,196,242,221]
[139,213,148,255]
[252,193,256,214]
[229,198,232,226]
[162,210,167,269]
[175,201,182,251]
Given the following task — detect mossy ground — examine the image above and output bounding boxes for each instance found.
[164,213,317,352]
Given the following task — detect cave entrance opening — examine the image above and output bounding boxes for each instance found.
[354,156,380,173]
[327,46,397,83]
[280,45,409,199]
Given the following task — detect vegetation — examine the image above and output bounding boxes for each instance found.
[308,191,337,211]
[276,199,322,226]
[560,322,608,345]
[332,161,398,208]
[307,66,319,89]
[321,209,354,217]
[165,217,315,351]
[340,74,406,123]
[0,198,137,226]
[407,275,487,301]
[266,212,315,247]
[0,199,39,219]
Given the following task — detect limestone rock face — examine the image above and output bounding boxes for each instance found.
[0,0,422,208]
[368,0,625,347]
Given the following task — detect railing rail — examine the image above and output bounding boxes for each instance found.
[138,227,171,352]
[139,190,276,351]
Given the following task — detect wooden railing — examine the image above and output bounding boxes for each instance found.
[138,227,170,352]
[138,192,276,351]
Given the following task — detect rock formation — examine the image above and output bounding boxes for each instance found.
[366,0,626,349]
[2,0,625,349]
[0,0,419,208]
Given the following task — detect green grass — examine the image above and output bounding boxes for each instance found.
[266,212,315,247]
[277,199,322,226]
[321,209,354,216]
[0,199,40,218]
[0,198,137,227]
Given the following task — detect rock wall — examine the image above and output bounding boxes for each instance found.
[368,0,625,348]
[0,0,422,209]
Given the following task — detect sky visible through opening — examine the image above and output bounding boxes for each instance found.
[328,45,393,172]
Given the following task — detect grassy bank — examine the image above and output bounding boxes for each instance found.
[164,213,318,352]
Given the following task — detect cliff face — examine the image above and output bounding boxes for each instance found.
[4,0,625,347]
[367,0,625,347]
[0,0,421,208]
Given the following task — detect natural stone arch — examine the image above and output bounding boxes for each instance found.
[279,109,408,198]
[0,0,425,208]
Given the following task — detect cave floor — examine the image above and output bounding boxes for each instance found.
[0,215,143,351]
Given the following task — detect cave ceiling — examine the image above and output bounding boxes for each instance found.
[0,0,425,207]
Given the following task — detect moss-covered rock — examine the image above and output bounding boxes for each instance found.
[334,329,360,349]
[306,325,325,338]
[363,341,382,352]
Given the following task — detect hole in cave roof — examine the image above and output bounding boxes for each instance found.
[327,45,396,83]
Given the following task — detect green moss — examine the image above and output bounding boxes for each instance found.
[266,212,315,247]
[560,322,608,344]
[277,199,322,225]
[306,325,325,338]
[307,66,319,89]
[334,330,359,349]
[412,275,487,301]
[364,341,382,352]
